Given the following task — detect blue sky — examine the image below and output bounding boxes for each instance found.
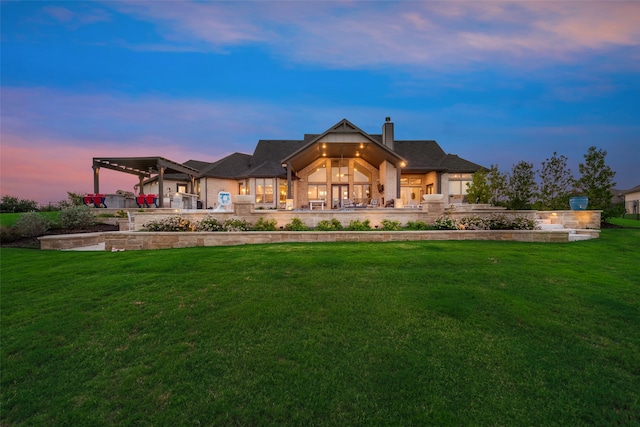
[2,1,638,204]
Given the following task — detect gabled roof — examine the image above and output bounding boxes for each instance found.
[173,119,483,180]
[281,118,405,171]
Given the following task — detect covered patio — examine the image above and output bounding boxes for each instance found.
[92,157,200,208]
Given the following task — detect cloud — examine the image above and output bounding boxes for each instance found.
[42,5,111,27]
[103,1,640,70]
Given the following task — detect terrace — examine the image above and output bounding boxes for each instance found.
[38,197,601,251]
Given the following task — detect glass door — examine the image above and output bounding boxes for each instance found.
[331,185,349,209]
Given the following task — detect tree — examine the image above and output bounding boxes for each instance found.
[487,164,508,207]
[0,195,38,212]
[506,161,537,210]
[466,168,491,204]
[575,146,616,214]
[537,152,574,210]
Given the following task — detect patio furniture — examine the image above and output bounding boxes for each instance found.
[136,194,146,208]
[92,194,106,208]
[368,198,379,208]
[309,200,325,210]
[145,194,158,208]
[83,194,94,206]
[342,199,355,209]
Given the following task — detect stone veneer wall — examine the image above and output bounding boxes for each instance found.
[103,230,597,251]
[127,201,601,232]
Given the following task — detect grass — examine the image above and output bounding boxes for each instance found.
[0,212,60,228]
[2,229,639,425]
[609,216,640,228]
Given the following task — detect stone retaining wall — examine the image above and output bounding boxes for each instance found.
[127,201,601,232]
[101,229,601,251]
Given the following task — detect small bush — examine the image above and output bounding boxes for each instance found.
[58,205,96,230]
[143,216,193,232]
[510,215,539,230]
[347,219,371,231]
[13,212,51,237]
[405,220,433,230]
[380,219,401,231]
[252,217,277,231]
[315,219,343,231]
[433,216,459,230]
[284,218,309,231]
[195,216,224,231]
[223,217,252,232]
[116,210,128,218]
[485,214,511,230]
[0,224,19,242]
[458,216,488,230]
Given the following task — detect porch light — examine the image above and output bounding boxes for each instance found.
[281,163,287,168]
[400,162,406,167]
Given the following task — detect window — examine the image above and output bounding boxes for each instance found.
[279,181,287,203]
[308,185,327,200]
[331,160,348,183]
[308,164,327,182]
[353,161,372,182]
[448,174,472,203]
[255,178,274,203]
[177,184,187,193]
[353,184,371,204]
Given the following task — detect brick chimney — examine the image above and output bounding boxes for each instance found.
[382,117,394,151]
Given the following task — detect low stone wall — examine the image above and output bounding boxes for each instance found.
[102,229,596,251]
[39,232,107,250]
[127,202,601,232]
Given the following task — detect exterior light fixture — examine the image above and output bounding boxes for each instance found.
[281,163,287,168]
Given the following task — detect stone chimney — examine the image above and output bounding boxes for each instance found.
[382,117,394,151]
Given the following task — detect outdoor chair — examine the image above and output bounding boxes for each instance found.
[145,194,158,208]
[136,194,146,208]
[342,199,354,209]
[368,198,379,208]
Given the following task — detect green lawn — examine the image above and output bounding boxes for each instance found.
[609,216,640,228]
[2,229,639,426]
[0,212,59,228]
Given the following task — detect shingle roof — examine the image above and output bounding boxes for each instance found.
[193,122,483,178]
[199,153,251,178]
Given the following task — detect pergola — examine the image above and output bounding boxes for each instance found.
[92,157,200,208]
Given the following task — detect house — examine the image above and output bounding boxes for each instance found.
[621,185,640,215]
[142,118,483,209]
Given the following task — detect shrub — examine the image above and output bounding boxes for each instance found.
[315,219,343,231]
[58,205,96,230]
[0,224,19,242]
[284,218,309,231]
[380,219,401,231]
[0,195,38,213]
[458,216,488,230]
[13,212,52,237]
[433,216,459,230]
[195,216,224,231]
[405,220,433,230]
[347,219,371,231]
[485,214,511,230]
[252,217,277,231]
[510,215,539,230]
[143,216,193,232]
[223,217,252,232]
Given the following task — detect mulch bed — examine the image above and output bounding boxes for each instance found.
[1,224,119,249]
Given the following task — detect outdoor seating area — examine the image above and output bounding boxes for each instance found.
[83,194,106,208]
[136,194,158,208]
